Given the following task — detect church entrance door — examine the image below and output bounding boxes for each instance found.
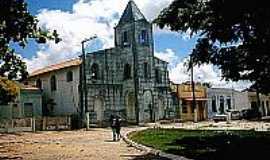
[125,92,135,122]
[157,98,165,120]
[94,97,104,122]
[143,91,153,123]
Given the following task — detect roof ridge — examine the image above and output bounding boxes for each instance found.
[30,58,81,77]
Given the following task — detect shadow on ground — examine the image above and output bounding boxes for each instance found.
[121,153,170,160]
[166,131,270,160]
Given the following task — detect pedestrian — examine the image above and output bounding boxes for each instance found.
[110,115,117,141]
[115,116,121,141]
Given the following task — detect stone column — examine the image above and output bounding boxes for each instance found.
[194,106,198,123]
[86,112,90,130]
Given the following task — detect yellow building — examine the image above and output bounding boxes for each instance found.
[171,82,208,121]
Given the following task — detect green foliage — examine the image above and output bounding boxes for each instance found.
[130,129,270,160]
[0,77,19,104]
[0,0,60,81]
[155,0,270,94]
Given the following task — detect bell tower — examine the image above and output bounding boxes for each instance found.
[114,0,153,52]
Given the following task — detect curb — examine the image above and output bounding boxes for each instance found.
[122,128,192,160]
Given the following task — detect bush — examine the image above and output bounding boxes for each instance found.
[0,77,19,104]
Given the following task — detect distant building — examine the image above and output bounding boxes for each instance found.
[172,82,208,122]
[248,92,270,116]
[207,88,250,119]
[0,85,42,119]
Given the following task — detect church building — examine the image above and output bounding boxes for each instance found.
[27,0,173,126]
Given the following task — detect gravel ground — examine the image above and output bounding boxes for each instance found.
[0,127,169,160]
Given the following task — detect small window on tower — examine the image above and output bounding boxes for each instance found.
[139,30,148,44]
[123,31,129,46]
[144,62,149,78]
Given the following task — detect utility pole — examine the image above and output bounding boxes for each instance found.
[81,35,97,126]
[190,56,197,122]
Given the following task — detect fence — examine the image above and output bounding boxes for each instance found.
[0,118,33,133]
[0,116,71,133]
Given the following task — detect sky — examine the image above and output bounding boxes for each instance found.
[15,0,250,90]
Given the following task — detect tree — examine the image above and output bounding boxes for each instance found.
[0,0,60,81]
[0,77,19,105]
[155,0,270,94]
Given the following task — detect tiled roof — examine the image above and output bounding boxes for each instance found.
[29,58,81,77]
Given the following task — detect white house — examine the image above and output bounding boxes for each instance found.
[207,88,250,118]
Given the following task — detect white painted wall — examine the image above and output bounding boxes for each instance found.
[207,88,250,118]
[28,66,80,116]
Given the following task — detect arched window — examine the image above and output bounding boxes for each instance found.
[155,69,161,83]
[123,64,131,80]
[144,62,149,78]
[91,63,99,80]
[139,30,148,44]
[122,31,129,46]
[36,79,42,89]
[66,71,73,82]
[50,75,57,91]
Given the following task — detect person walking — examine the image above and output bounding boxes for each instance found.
[110,115,117,141]
[115,116,121,141]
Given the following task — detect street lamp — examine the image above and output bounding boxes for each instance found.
[81,35,97,120]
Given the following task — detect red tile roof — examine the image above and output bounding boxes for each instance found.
[29,58,81,77]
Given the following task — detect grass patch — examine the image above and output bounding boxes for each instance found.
[129,128,270,160]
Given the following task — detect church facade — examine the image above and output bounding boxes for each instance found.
[27,1,173,126]
[84,1,172,125]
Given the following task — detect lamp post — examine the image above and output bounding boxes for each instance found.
[81,35,97,125]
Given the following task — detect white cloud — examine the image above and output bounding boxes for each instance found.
[26,0,175,72]
[155,49,251,91]
[155,49,179,66]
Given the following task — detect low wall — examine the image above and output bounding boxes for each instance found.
[39,116,71,131]
[0,116,71,132]
[0,118,33,133]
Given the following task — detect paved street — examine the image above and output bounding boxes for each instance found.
[0,127,168,160]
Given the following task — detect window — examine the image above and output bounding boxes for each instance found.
[123,64,131,80]
[212,96,217,112]
[139,30,148,44]
[219,96,224,114]
[182,101,188,113]
[122,31,128,46]
[36,79,42,89]
[227,96,231,110]
[50,75,57,91]
[91,63,99,80]
[155,69,161,83]
[144,62,149,78]
[12,104,19,118]
[24,103,33,117]
[66,71,73,82]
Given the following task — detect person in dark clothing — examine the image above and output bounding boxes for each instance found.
[110,115,117,141]
[115,117,121,141]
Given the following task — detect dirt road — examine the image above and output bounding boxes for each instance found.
[0,127,166,160]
